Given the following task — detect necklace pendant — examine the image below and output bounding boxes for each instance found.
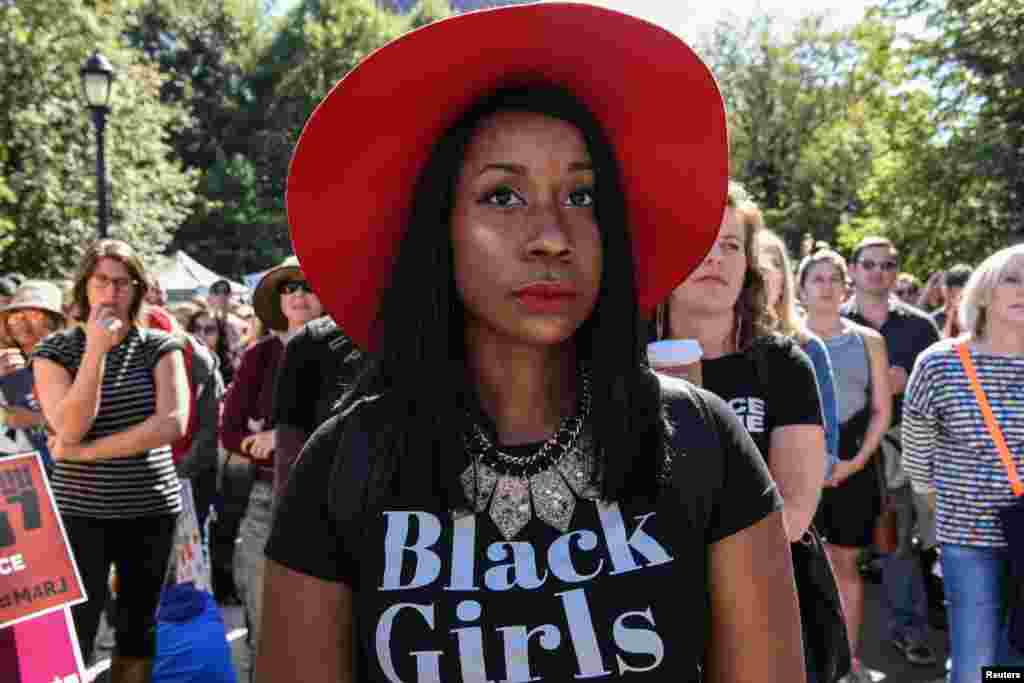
[529,468,575,532]
[557,433,602,500]
[460,461,498,512]
[490,475,532,540]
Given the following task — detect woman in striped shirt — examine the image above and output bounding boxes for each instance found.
[904,243,1024,682]
[33,240,189,683]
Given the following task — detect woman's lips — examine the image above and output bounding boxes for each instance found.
[513,282,578,314]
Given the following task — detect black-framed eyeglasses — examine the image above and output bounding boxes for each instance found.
[279,280,313,295]
[91,274,138,291]
[858,259,899,272]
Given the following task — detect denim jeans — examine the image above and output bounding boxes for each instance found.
[882,485,929,643]
[234,480,273,683]
[942,544,1024,683]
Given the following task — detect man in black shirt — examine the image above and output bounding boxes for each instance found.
[841,236,940,667]
[272,315,364,498]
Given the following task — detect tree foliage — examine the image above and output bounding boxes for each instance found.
[0,0,197,277]
[9,0,1015,280]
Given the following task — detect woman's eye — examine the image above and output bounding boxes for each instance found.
[567,187,595,207]
[482,187,524,207]
[722,241,741,252]
[1003,274,1022,284]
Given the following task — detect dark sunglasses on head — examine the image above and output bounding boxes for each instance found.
[858,259,899,272]
[279,280,314,295]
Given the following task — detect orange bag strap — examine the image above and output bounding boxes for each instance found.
[956,342,1024,497]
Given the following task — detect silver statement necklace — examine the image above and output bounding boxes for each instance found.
[460,369,599,541]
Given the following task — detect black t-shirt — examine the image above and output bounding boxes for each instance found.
[272,315,364,436]
[701,335,824,461]
[265,381,781,682]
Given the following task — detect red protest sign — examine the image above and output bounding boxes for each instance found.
[0,452,85,629]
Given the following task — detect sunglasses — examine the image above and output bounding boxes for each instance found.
[279,280,314,295]
[858,259,899,272]
[7,309,48,327]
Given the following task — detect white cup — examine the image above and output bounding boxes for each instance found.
[647,339,703,386]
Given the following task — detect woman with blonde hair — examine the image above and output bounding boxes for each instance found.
[758,226,839,479]
[904,244,1024,681]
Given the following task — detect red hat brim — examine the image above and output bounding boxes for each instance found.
[288,2,728,352]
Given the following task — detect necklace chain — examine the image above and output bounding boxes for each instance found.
[467,368,591,476]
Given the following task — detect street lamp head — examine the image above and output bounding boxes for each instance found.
[80,51,115,110]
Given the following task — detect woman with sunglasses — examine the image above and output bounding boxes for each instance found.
[187,307,235,386]
[218,255,323,682]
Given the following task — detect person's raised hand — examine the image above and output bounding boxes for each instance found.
[0,348,25,377]
[84,305,123,356]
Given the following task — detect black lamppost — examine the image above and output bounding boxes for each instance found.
[80,51,115,239]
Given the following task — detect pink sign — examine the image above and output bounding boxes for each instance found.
[1,607,87,683]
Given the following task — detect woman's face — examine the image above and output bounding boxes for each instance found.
[986,256,1024,332]
[87,257,138,321]
[193,314,219,349]
[451,110,602,349]
[670,207,746,317]
[759,248,785,311]
[800,261,845,315]
[279,277,323,329]
[6,308,54,352]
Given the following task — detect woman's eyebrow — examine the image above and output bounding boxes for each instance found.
[476,161,593,177]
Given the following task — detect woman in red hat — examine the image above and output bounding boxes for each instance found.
[260,4,804,682]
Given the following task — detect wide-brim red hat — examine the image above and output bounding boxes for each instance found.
[288,1,728,351]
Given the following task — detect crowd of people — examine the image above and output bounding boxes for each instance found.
[0,3,1022,683]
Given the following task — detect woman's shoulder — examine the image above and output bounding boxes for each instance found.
[916,336,960,366]
[842,319,884,344]
[32,326,84,358]
[657,374,733,442]
[750,331,813,368]
[798,330,826,356]
[295,393,383,478]
[240,333,284,361]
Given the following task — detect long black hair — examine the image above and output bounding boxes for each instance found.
[186,307,235,385]
[331,84,666,517]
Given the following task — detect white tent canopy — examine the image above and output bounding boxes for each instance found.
[156,251,247,301]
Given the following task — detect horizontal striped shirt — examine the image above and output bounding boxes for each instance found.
[903,338,1024,547]
[32,326,183,518]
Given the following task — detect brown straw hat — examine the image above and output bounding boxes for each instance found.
[252,256,303,332]
[0,280,65,323]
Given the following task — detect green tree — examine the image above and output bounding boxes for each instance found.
[0,0,197,277]
[882,0,1024,239]
[697,12,898,251]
